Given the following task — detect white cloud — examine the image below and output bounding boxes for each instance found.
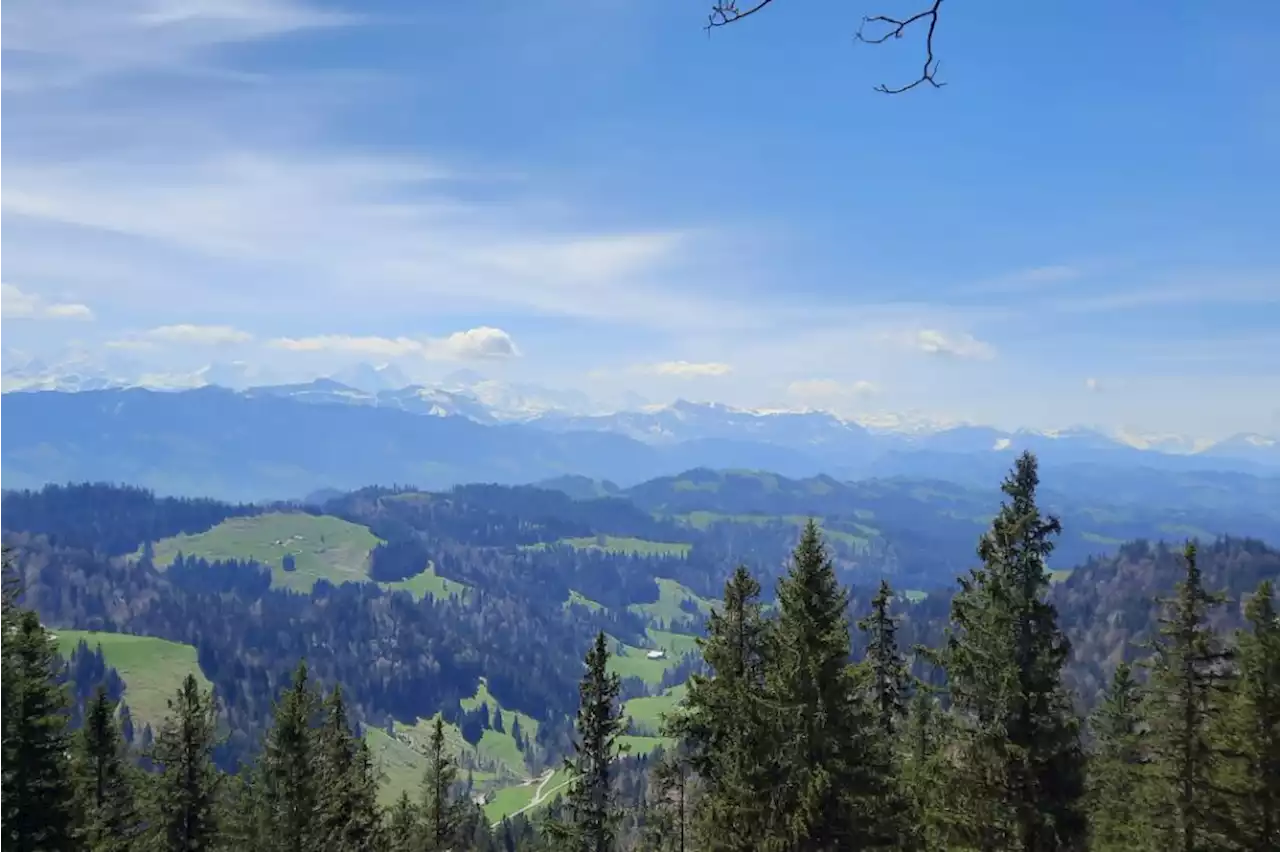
[143,324,254,345]
[1,283,94,320]
[633,360,733,378]
[1085,377,1100,392]
[0,0,773,337]
[3,0,352,91]
[428,327,520,360]
[786,378,878,401]
[269,326,521,361]
[897,329,996,361]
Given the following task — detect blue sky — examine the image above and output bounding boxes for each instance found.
[3,0,1278,440]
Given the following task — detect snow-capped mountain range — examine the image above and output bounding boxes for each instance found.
[2,354,1276,471]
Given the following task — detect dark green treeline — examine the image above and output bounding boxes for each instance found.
[4,452,1279,851]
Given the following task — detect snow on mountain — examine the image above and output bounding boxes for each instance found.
[1201,433,1280,467]
[3,355,1276,471]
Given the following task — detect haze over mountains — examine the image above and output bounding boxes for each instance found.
[3,375,1277,505]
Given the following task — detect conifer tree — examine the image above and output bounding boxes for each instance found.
[421,715,464,851]
[1228,579,1280,851]
[551,631,628,852]
[1144,541,1235,852]
[149,673,221,852]
[941,451,1086,851]
[0,544,20,844]
[640,749,691,852]
[314,685,381,852]
[859,579,911,737]
[666,566,773,852]
[857,579,916,847]
[899,686,951,852]
[2,609,78,852]
[72,687,138,851]
[1085,663,1156,852]
[767,521,886,851]
[256,662,320,852]
[214,769,258,852]
[385,791,420,852]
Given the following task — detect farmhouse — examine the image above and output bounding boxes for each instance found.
[645,649,667,661]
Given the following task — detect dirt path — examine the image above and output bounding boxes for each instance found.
[490,767,576,827]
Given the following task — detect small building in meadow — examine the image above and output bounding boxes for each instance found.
[646,649,667,660]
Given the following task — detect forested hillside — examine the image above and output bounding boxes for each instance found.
[4,451,1278,850]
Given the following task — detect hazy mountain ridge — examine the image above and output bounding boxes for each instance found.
[4,385,1279,505]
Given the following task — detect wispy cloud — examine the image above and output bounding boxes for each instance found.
[1045,274,1280,314]
[269,327,521,361]
[632,360,733,378]
[2,1,755,336]
[890,329,997,361]
[146,324,254,345]
[3,0,353,90]
[1,283,94,320]
[786,378,878,402]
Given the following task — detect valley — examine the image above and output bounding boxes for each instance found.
[10,460,1279,833]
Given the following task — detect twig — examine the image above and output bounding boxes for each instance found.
[706,0,778,31]
[706,0,948,95]
[855,0,947,94]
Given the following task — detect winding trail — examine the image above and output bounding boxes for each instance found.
[490,767,576,828]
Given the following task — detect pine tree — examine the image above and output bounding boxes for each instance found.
[214,769,258,852]
[941,451,1087,852]
[642,750,691,852]
[314,685,381,852]
[551,631,628,852]
[148,673,221,852]
[2,609,78,852]
[0,544,21,844]
[255,662,320,852]
[385,791,419,852]
[1085,663,1156,852]
[858,580,910,738]
[767,521,886,851]
[1228,579,1280,851]
[1144,541,1235,852]
[72,687,138,851]
[665,565,773,852]
[857,579,916,847]
[899,686,952,852]
[421,715,464,851]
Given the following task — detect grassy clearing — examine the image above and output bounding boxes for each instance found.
[54,630,208,731]
[365,726,429,805]
[623,684,687,736]
[391,714,521,782]
[619,735,673,756]
[606,636,685,686]
[1157,524,1215,541]
[563,589,604,613]
[366,724,500,806]
[382,564,468,601]
[1081,531,1127,546]
[675,511,812,531]
[484,781,539,822]
[628,578,714,628]
[458,679,538,775]
[1050,569,1074,584]
[559,536,692,557]
[645,629,700,658]
[149,513,382,594]
[460,678,540,740]
[901,589,929,603]
[484,767,574,823]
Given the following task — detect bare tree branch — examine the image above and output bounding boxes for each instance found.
[856,0,946,94]
[706,0,779,31]
[706,0,947,95]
